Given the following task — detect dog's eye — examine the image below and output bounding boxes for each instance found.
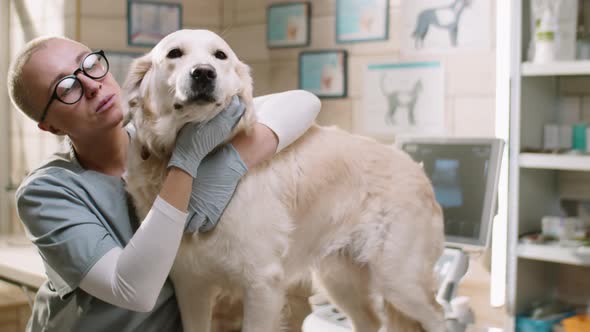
[214,50,227,60]
[167,48,183,59]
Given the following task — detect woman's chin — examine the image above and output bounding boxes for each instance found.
[98,105,125,129]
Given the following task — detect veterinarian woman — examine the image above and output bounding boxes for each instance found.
[7,36,320,331]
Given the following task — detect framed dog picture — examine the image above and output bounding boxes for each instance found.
[267,2,311,48]
[336,0,389,43]
[127,1,182,47]
[299,50,347,98]
[400,0,491,54]
[358,61,445,139]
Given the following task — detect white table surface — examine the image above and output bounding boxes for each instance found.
[0,236,46,289]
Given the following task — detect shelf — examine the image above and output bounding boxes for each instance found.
[519,153,590,171]
[517,243,590,266]
[521,60,590,76]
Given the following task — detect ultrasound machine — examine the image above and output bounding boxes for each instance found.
[302,137,504,332]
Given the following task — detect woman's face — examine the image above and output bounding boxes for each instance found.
[23,38,124,138]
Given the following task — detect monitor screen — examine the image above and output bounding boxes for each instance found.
[399,138,503,249]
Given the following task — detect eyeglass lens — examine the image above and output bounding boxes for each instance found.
[55,52,109,104]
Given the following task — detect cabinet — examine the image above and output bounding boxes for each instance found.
[508,0,590,328]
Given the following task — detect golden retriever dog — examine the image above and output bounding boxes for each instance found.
[123,29,445,332]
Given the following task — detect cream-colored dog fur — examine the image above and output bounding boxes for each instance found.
[124,29,445,332]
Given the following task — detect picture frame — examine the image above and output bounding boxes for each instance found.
[358,61,445,139]
[127,1,182,47]
[299,50,347,98]
[336,0,389,44]
[267,2,311,48]
[400,0,491,54]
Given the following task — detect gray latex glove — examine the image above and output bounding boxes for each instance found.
[185,143,248,233]
[167,95,246,177]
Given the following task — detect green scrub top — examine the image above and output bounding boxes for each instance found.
[15,129,182,332]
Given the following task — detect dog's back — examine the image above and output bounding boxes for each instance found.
[172,124,445,331]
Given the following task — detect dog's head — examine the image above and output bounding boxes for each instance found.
[124,29,255,155]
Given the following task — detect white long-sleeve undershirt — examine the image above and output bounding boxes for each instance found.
[79,196,186,312]
[254,90,321,152]
[79,90,321,312]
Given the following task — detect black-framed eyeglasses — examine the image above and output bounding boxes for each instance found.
[39,50,110,123]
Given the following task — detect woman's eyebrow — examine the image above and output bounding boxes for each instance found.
[48,50,90,89]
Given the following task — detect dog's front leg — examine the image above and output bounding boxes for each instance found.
[173,280,215,332]
[242,284,286,332]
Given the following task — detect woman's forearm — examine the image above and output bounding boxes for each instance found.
[232,90,321,169]
[254,90,320,152]
[79,195,187,312]
[159,167,193,212]
[231,123,278,169]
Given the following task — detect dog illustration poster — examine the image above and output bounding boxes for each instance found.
[336,0,389,43]
[401,0,491,53]
[128,1,182,47]
[360,62,444,138]
[267,2,310,48]
[299,51,347,98]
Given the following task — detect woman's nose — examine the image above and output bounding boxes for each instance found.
[77,73,102,98]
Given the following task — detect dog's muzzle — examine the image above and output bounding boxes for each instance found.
[189,64,216,102]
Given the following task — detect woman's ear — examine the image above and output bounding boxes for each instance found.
[37,122,64,135]
[122,52,152,125]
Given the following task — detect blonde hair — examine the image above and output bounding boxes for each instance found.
[7,36,84,122]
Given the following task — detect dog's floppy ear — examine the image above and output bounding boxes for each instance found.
[122,53,152,125]
[235,60,256,130]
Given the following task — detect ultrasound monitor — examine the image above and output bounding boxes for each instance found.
[397,137,504,250]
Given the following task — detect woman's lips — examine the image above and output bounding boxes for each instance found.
[96,94,115,113]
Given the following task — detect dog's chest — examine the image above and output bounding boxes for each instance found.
[126,149,168,219]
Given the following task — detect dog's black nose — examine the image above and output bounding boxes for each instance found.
[190,64,217,83]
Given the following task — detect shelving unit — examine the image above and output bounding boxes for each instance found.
[521,60,590,76]
[508,1,590,330]
[517,243,590,266]
[519,153,590,171]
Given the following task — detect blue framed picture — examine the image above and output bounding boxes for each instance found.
[299,50,347,98]
[336,0,389,43]
[127,1,182,47]
[267,2,311,48]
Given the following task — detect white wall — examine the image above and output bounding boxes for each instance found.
[1,0,12,234]
[221,0,497,140]
[78,0,221,52]
[7,0,499,182]
[6,0,498,231]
